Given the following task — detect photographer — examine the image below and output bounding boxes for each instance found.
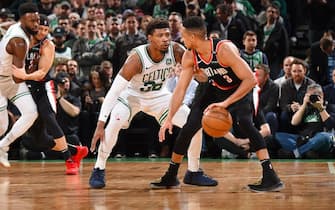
[55,72,82,140]
[274,84,335,158]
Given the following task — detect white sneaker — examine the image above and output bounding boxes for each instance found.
[0,148,10,168]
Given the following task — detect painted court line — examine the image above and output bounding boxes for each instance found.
[327,162,335,174]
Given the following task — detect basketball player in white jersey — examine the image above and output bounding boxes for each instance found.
[0,3,40,167]
[89,19,217,189]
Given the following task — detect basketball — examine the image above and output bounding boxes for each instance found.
[202,106,233,137]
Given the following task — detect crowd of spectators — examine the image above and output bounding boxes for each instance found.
[1,0,335,160]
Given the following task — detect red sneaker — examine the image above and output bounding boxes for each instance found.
[65,160,78,175]
[72,146,89,167]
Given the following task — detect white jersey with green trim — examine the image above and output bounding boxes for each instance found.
[0,22,30,76]
[127,43,177,99]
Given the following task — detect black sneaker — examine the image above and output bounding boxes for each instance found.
[150,172,180,189]
[247,174,284,192]
[89,168,106,189]
[183,170,218,186]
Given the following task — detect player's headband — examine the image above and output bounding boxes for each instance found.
[39,14,49,27]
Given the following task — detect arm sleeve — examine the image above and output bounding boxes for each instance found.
[98,74,129,122]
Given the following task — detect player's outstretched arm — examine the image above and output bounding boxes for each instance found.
[91,51,141,152]
[158,50,194,141]
[90,121,106,152]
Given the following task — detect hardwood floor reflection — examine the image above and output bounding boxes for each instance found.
[0,160,334,210]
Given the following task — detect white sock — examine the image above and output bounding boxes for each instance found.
[187,157,200,172]
[94,148,110,170]
[187,130,202,172]
[0,133,14,151]
[293,149,300,158]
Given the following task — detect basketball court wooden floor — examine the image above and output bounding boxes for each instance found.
[0,159,334,210]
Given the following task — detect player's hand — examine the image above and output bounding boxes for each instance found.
[204,102,227,113]
[90,122,105,152]
[12,64,27,80]
[159,119,173,142]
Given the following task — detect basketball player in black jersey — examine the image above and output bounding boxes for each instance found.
[151,16,284,192]
[12,15,88,175]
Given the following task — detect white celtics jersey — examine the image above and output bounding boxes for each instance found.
[128,43,177,99]
[0,23,30,76]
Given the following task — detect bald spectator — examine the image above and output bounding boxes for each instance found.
[275,56,295,95]
[275,56,295,85]
[254,64,280,133]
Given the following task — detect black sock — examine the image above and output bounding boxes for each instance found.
[61,149,72,161]
[167,161,180,177]
[67,143,78,156]
[260,159,275,175]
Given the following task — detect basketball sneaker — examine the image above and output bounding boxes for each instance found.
[0,147,10,168]
[71,146,89,167]
[65,160,78,175]
[247,172,284,192]
[89,168,106,189]
[150,172,180,189]
[183,170,218,186]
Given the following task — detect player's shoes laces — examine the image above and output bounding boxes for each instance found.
[65,160,78,175]
[247,173,284,192]
[89,168,106,189]
[0,148,10,168]
[183,170,218,186]
[72,146,88,167]
[150,172,180,189]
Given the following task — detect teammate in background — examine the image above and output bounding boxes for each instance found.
[0,3,39,167]
[152,16,283,192]
[11,15,88,175]
[89,19,217,189]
